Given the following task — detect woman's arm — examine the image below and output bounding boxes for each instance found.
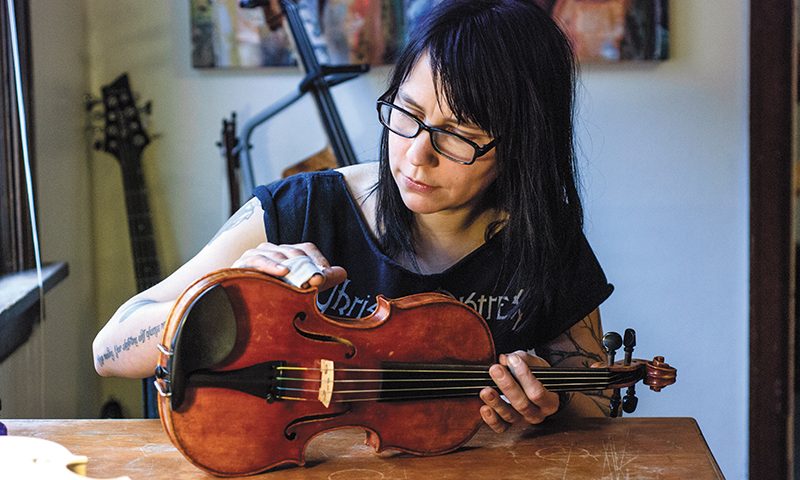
[535,308,612,417]
[92,198,268,378]
[479,308,610,432]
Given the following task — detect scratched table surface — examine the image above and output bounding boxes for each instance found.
[5,418,722,479]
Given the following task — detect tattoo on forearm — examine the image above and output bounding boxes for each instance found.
[95,321,166,368]
[117,298,157,323]
[536,315,613,417]
[537,318,604,368]
[209,198,257,244]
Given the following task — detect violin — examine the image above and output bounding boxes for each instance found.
[154,268,676,476]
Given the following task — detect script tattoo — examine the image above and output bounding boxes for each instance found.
[209,197,257,244]
[95,320,166,368]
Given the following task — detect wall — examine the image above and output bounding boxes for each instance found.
[579,3,749,478]
[12,1,749,478]
[0,0,99,419]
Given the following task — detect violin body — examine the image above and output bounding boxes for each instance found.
[156,268,495,476]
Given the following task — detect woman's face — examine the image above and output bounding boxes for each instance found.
[388,54,498,217]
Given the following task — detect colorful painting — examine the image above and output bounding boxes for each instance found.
[190,0,668,68]
[543,0,669,61]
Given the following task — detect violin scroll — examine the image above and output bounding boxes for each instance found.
[644,355,677,392]
[592,329,677,417]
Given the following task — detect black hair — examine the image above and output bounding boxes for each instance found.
[375,0,583,334]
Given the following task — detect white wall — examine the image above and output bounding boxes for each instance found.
[578,2,749,478]
[14,1,748,478]
[0,0,99,419]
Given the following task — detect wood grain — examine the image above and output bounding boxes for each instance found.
[5,417,723,479]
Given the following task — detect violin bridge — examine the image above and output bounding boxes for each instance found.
[318,359,334,408]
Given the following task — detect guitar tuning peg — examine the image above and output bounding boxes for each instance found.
[602,331,623,366]
[623,328,636,366]
[622,385,638,414]
[84,93,101,111]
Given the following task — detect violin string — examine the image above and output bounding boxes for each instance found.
[277,366,613,376]
[268,364,627,403]
[276,375,614,384]
[276,381,613,396]
[274,383,613,404]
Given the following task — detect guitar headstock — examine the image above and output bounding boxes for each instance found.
[92,73,151,166]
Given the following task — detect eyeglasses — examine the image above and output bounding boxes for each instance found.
[376,99,499,165]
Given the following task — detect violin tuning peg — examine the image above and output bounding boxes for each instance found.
[622,386,638,413]
[623,328,636,365]
[610,388,622,418]
[602,331,623,365]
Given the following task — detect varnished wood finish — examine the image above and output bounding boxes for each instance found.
[4,418,723,479]
[157,269,495,475]
[156,269,677,476]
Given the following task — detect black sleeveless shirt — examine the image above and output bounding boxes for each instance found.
[253,170,613,354]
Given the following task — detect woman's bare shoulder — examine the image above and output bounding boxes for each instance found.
[337,161,379,199]
[336,161,380,233]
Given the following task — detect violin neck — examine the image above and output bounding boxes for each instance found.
[379,362,638,397]
[521,367,617,392]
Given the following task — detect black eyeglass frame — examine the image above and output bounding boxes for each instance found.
[376,99,499,165]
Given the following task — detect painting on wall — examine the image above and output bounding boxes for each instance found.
[190,0,668,69]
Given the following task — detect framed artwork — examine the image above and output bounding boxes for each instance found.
[190,0,668,69]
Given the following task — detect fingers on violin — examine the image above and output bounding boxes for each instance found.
[292,242,331,269]
[491,357,550,425]
[232,242,290,275]
[275,242,347,289]
[479,387,519,432]
[484,367,526,421]
[506,353,559,421]
[317,266,347,290]
[479,404,510,433]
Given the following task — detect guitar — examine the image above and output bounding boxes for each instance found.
[217,112,241,215]
[95,73,161,418]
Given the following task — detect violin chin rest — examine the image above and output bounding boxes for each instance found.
[169,283,238,411]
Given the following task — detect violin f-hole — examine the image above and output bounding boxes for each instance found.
[292,312,356,359]
[283,407,351,441]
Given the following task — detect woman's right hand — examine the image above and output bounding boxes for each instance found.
[232,241,347,291]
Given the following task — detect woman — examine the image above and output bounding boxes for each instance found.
[93,0,613,432]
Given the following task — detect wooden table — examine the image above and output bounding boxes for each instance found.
[4,418,723,479]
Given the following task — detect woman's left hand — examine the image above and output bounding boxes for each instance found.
[479,350,560,432]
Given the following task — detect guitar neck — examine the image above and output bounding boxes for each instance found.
[120,158,161,292]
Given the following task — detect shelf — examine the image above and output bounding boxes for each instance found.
[0,262,69,362]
